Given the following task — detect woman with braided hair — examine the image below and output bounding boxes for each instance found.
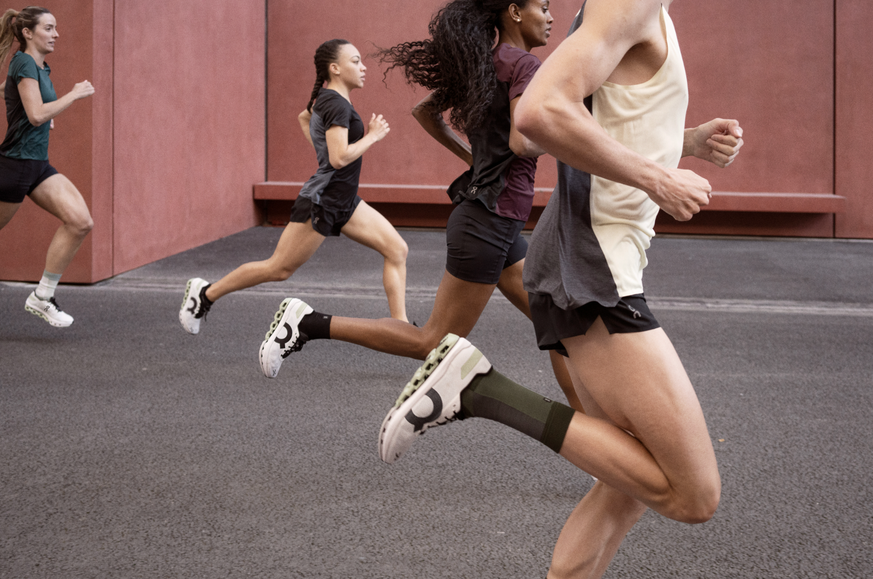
[179,39,409,339]
[1,6,95,327]
[256,0,579,411]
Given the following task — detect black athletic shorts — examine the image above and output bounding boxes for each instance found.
[529,293,661,357]
[0,155,58,203]
[445,198,527,284]
[289,195,363,237]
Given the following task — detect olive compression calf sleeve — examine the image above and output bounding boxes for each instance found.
[459,368,575,453]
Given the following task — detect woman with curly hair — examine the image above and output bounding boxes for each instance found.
[1,6,95,327]
[256,0,578,409]
[179,39,409,338]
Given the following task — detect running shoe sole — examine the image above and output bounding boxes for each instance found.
[25,302,72,327]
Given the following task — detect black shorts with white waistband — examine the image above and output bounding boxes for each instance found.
[529,292,661,357]
[0,155,58,204]
[445,198,528,285]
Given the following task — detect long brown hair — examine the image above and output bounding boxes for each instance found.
[1,6,51,66]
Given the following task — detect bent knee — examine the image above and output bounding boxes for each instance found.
[385,238,408,265]
[674,481,721,524]
[68,214,94,237]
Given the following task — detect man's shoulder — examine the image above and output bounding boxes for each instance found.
[571,0,662,38]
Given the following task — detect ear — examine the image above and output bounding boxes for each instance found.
[328,61,341,77]
[507,3,523,23]
[21,27,34,40]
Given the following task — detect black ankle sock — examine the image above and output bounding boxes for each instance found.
[298,311,332,340]
[460,368,575,453]
[200,285,214,308]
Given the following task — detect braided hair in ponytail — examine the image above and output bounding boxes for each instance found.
[306,38,350,112]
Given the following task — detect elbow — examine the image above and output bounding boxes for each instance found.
[509,135,536,158]
[328,156,348,170]
[514,95,540,139]
[27,113,49,127]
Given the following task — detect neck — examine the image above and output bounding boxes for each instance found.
[497,28,532,53]
[24,46,46,68]
[325,80,351,102]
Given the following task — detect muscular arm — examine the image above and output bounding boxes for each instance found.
[515,0,711,221]
[411,93,473,166]
[325,113,390,170]
[19,77,94,127]
[508,96,546,157]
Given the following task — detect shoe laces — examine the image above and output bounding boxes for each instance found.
[195,288,213,319]
[46,296,64,312]
[280,333,309,359]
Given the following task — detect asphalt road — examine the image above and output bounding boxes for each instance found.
[2,227,872,578]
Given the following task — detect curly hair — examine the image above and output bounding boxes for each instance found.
[377,0,528,134]
[1,6,51,66]
[306,38,350,113]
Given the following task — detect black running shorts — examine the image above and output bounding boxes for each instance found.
[529,293,661,357]
[0,155,58,204]
[445,198,527,285]
[289,195,363,237]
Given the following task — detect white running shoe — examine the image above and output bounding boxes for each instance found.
[379,334,492,464]
[179,278,211,334]
[259,298,313,378]
[25,291,74,327]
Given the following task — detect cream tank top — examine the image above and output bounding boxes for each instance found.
[589,5,689,296]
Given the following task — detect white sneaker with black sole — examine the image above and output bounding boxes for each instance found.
[25,291,74,327]
[179,278,211,334]
[259,298,313,378]
[379,333,492,464]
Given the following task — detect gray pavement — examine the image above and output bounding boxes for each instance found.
[2,227,872,578]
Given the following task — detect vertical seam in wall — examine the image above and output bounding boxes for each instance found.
[264,0,269,183]
[111,0,116,273]
[833,0,838,237]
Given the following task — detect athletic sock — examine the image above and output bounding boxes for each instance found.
[35,271,62,300]
[298,311,332,340]
[200,284,214,308]
[459,367,576,453]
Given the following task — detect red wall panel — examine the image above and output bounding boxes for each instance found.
[266,1,856,238]
[835,0,873,238]
[265,0,577,192]
[111,0,265,274]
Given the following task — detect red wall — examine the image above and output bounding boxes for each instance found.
[3,1,872,284]
[0,0,265,282]
[267,0,871,239]
[835,0,873,238]
[266,0,568,191]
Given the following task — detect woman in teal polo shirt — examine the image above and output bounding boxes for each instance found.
[1,6,95,327]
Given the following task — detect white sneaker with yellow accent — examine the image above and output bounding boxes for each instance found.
[379,334,492,464]
[25,291,74,328]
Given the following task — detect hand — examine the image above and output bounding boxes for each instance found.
[71,80,95,100]
[50,119,54,130]
[651,168,712,222]
[687,118,743,168]
[368,113,390,142]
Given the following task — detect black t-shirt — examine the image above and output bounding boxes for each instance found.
[298,88,365,210]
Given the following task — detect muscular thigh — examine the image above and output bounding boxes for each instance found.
[29,174,90,223]
[340,200,403,253]
[563,319,717,478]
